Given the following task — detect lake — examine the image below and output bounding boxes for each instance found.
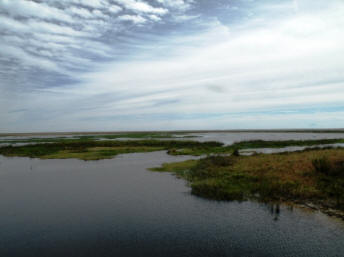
[0,151,343,257]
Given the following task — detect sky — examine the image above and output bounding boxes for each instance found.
[0,0,344,132]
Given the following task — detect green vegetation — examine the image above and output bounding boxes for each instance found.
[167,138,344,156]
[0,137,77,144]
[151,148,344,213]
[2,135,344,148]
[150,160,198,177]
[230,138,344,149]
[0,132,196,144]
[0,140,222,160]
[1,137,344,160]
[41,147,165,160]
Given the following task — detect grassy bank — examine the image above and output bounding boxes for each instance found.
[1,138,344,160]
[151,148,344,216]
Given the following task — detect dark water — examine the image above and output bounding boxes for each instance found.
[0,152,344,257]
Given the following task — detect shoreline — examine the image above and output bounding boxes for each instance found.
[150,149,344,220]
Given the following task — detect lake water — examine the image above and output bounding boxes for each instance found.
[0,151,343,257]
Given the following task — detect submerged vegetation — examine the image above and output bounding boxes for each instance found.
[151,148,344,217]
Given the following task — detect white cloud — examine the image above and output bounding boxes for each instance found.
[0,0,74,22]
[115,0,168,15]
[81,0,107,8]
[148,15,161,21]
[173,14,200,22]
[0,44,60,71]
[0,0,174,77]
[92,9,107,18]
[118,14,146,24]
[28,20,87,36]
[109,5,122,14]
[38,1,343,127]
[0,0,119,74]
[156,0,193,10]
[48,0,107,9]
[67,7,94,18]
[33,34,76,45]
[0,16,87,37]
[0,15,29,33]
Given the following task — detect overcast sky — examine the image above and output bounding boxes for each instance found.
[0,0,343,132]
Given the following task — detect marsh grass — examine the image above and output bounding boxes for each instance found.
[0,140,222,160]
[230,138,344,149]
[0,132,196,144]
[151,148,344,211]
[42,146,165,160]
[312,156,344,208]
[2,137,344,160]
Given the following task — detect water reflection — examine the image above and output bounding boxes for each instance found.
[266,203,281,221]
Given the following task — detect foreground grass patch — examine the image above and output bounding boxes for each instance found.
[151,149,344,214]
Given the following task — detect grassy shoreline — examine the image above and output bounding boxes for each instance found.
[1,138,344,160]
[150,148,344,219]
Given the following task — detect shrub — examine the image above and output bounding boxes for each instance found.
[189,156,233,179]
[232,149,240,156]
[312,157,332,175]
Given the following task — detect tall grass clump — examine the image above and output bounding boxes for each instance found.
[313,156,344,209]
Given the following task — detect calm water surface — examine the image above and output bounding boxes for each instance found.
[0,152,344,257]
